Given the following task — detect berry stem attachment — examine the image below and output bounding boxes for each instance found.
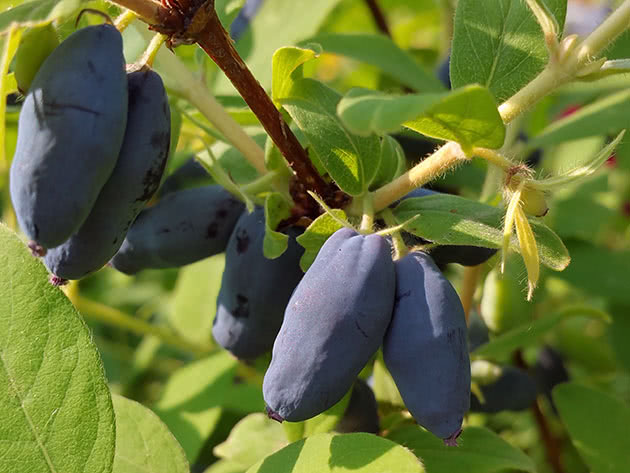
[380,209,408,260]
[360,194,375,232]
[114,9,137,31]
[138,32,167,68]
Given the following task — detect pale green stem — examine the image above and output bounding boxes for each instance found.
[137,32,167,68]
[360,194,375,232]
[135,25,268,175]
[114,10,137,30]
[70,291,213,356]
[380,208,408,260]
[241,170,284,195]
[363,141,467,214]
[499,0,630,123]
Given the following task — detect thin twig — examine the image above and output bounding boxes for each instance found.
[364,0,391,37]
[186,3,335,213]
[513,351,566,473]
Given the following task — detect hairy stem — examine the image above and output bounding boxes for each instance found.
[499,0,630,123]
[367,141,467,213]
[381,209,408,260]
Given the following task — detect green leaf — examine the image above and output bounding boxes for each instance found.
[302,388,352,437]
[531,89,630,146]
[370,135,406,190]
[264,136,291,176]
[393,194,570,271]
[295,209,347,271]
[282,78,381,195]
[246,433,425,473]
[451,0,566,102]
[301,33,445,92]
[204,460,246,473]
[0,26,21,167]
[387,425,535,472]
[214,414,288,470]
[0,223,115,473]
[472,305,610,360]
[0,0,84,34]
[337,88,443,136]
[215,0,343,94]
[554,383,630,473]
[112,394,189,473]
[154,351,264,463]
[272,45,321,105]
[263,193,291,259]
[404,85,505,151]
[170,254,225,346]
[557,240,630,305]
[337,85,505,151]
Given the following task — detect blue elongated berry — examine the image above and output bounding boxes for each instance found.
[10,24,128,250]
[383,251,470,443]
[44,68,170,281]
[263,227,395,422]
[212,208,304,359]
[110,185,244,274]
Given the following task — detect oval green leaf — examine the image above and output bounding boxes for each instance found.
[246,433,425,473]
[112,394,189,473]
[0,223,115,473]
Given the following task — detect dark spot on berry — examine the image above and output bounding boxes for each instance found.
[216,209,228,219]
[233,294,249,318]
[236,229,250,254]
[206,221,218,238]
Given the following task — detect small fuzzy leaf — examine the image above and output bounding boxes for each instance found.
[263,193,291,259]
[272,45,321,105]
[295,209,347,271]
